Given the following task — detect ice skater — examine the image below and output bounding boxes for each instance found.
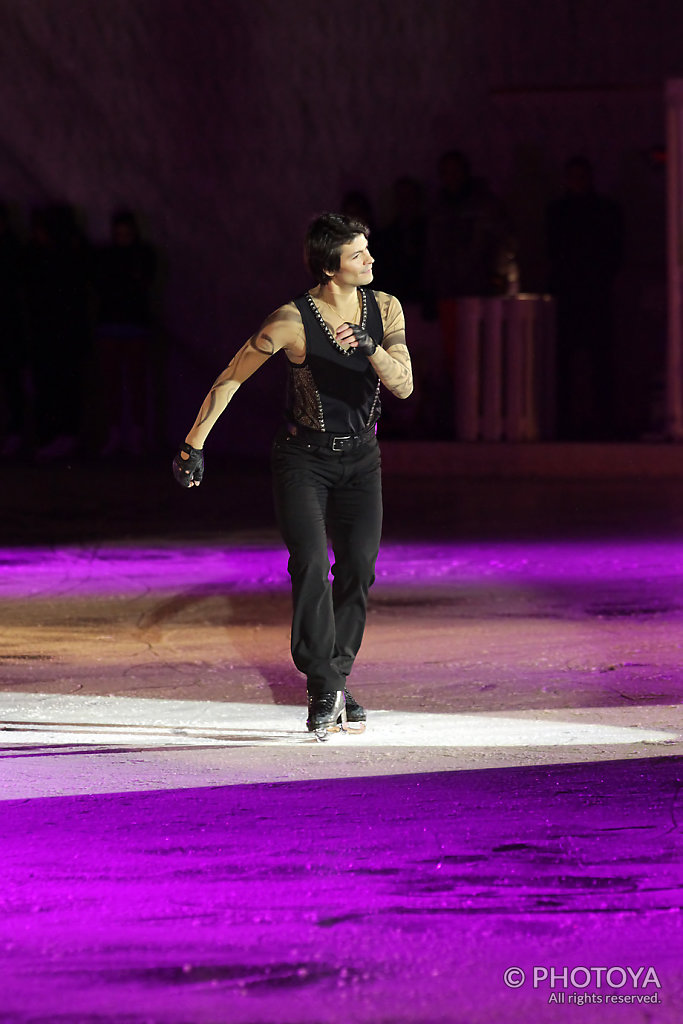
[173,213,413,739]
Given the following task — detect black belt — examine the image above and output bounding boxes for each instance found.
[287,422,377,452]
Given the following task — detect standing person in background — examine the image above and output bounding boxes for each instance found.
[94,210,158,455]
[173,213,412,739]
[0,203,27,456]
[372,176,427,307]
[25,205,91,459]
[424,150,518,435]
[546,157,623,439]
[340,190,375,235]
[372,176,433,436]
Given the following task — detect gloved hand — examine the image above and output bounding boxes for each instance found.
[172,442,204,487]
[340,323,378,356]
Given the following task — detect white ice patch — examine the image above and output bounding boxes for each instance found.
[0,692,678,749]
[1,693,680,801]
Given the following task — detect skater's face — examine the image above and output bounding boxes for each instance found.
[329,234,374,287]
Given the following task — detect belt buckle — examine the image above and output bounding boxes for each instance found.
[331,435,352,452]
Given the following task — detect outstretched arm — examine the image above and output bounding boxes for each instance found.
[185,306,300,450]
[174,305,300,486]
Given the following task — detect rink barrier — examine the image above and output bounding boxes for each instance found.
[453,294,555,441]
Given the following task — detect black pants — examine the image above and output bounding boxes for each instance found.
[271,431,383,695]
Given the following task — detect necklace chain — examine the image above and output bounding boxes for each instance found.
[306,289,367,357]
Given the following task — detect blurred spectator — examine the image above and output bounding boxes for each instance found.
[373,177,437,436]
[425,150,518,304]
[372,176,427,304]
[0,203,28,455]
[93,210,158,456]
[424,150,518,434]
[546,157,622,439]
[340,190,375,234]
[25,204,91,458]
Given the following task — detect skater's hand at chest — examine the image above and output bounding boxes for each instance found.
[336,323,378,356]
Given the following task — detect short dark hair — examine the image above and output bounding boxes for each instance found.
[304,212,369,286]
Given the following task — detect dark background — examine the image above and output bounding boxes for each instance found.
[0,0,680,452]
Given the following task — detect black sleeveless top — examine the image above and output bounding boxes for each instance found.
[287,287,383,435]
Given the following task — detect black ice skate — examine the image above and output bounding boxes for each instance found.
[306,690,348,742]
[343,686,367,733]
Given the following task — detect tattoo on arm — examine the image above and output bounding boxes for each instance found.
[197,392,217,426]
[188,306,299,442]
[372,344,413,399]
[252,333,275,355]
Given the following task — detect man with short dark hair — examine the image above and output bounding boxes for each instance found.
[173,213,412,739]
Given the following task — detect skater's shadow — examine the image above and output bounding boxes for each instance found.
[137,583,238,635]
[0,712,309,753]
[136,584,290,637]
[137,585,302,706]
[255,663,305,707]
[0,741,232,758]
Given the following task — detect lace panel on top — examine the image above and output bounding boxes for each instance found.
[287,362,325,430]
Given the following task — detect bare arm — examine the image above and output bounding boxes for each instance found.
[336,292,413,399]
[367,343,413,399]
[185,305,301,449]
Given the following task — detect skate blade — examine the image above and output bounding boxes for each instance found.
[313,720,348,742]
[314,727,339,742]
[345,721,366,734]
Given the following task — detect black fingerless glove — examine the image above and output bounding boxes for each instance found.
[172,442,204,487]
[346,324,378,356]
